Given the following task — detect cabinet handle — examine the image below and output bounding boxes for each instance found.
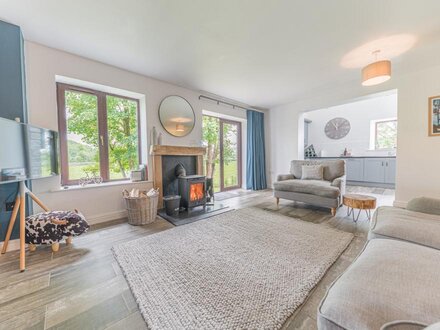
[386,162,388,167]
[382,161,384,166]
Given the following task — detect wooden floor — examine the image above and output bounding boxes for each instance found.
[0,186,394,330]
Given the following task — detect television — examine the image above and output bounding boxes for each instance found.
[0,117,58,184]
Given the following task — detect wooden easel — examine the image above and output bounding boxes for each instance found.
[1,181,49,272]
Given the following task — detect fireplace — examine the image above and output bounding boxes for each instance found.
[178,175,206,209]
[152,146,229,225]
[150,145,206,207]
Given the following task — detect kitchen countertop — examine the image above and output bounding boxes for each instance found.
[306,156,396,159]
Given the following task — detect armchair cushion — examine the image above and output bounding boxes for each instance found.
[301,165,324,180]
[273,179,340,199]
[407,197,440,216]
[276,174,295,182]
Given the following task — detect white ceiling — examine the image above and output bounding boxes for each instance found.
[1,0,440,108]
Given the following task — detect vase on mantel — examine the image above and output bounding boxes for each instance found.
[157,132,162,145]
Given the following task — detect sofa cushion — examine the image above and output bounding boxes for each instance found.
[380,321,428,330]
[318,239,440,330]
[369,206,440,250]
[407,197,440,216]
[273,179,340,198]
[301,165,324,180]
[290,160,345,181]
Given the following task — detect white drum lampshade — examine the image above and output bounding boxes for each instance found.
[361,60,391,86]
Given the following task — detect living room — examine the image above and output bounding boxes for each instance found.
[0,1,439,330]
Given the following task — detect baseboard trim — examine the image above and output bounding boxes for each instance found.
[86,210,128,225]
[393,200,407,208]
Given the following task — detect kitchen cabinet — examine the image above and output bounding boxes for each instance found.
[362,158,396,184]
[306,156,396,186]
[384,159,396,184]
[345,158,364,181]
[364,159,386,183]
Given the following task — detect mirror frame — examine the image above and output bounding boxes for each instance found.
[158,95,195,137]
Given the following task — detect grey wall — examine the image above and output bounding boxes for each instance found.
[0,20,28,242]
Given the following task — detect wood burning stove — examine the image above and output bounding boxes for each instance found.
[178,175,206,209]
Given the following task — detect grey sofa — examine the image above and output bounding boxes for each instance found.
[273,160,346,215]
[318,197,440,330]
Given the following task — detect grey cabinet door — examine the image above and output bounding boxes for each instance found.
[364,159,385,183]
[345,158,364,181]
[384,159,396,184]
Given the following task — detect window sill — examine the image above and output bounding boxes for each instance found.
[51,180,153,193]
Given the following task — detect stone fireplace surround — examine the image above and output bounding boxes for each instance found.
[150,145,206,207]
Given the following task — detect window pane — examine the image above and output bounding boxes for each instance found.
[106,96,139,180]
[376,120,397,149]
[65,90,100,180]
[202,116,221,192]
[223,122,239,188]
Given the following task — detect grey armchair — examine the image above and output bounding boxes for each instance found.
[273,160,346,215]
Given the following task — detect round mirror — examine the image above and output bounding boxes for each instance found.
[158,95,195,137]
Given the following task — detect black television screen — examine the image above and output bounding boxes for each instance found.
[0,117,58,184]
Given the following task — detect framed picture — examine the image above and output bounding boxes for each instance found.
[429,95,440,136]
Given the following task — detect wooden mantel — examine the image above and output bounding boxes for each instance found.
[150,145,206,156]
[150,145,206,207]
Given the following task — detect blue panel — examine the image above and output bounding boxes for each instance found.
[0,183,19,241]
[246,110,267,190]
[0,20,28,242]
[0,20,25,121]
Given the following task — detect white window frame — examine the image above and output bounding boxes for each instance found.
[369,117,397,150]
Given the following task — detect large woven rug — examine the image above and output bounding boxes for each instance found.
[113,207,353,329]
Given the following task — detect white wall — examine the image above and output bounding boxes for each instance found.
[25,41,261,223]
[304,93,397,157]
[394,65,440,205]
[267,104,303,185]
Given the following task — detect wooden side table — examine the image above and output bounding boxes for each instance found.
[343,194,377,222]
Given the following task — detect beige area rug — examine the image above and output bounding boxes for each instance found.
[113,207,353,329]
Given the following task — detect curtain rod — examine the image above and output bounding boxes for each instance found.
[198,95,263,112]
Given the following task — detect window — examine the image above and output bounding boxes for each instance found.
[202,115,242,192]
[374,119,397,150]
[57,83,140,185]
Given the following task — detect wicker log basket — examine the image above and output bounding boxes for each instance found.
[123,189,159,225]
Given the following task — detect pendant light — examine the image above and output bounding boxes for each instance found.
[361,50,391,86]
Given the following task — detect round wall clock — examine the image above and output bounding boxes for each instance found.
[324,117,351,140]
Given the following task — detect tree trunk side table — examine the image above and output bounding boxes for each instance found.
[343,194,377,222]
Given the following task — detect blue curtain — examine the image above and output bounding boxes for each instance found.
[246,110,267,190]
